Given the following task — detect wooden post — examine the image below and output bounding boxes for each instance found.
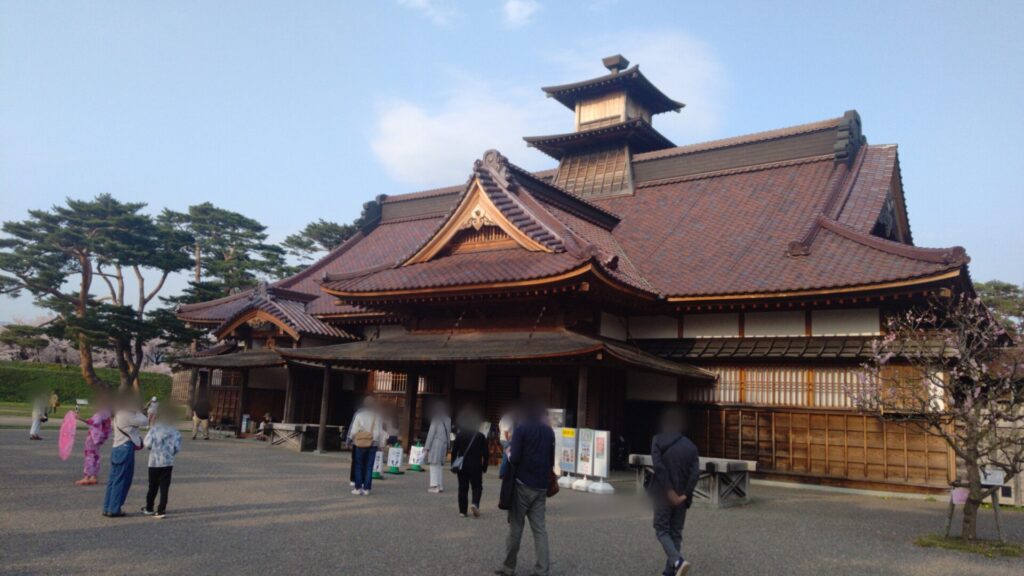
[403,368,420,447]
[283,363,296,423]
[316,363,332,453]
[577,365,589,429]
[187,368,199,409]
[236,368,250,437]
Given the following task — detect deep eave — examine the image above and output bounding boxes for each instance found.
[541,65,685,115]
[524,119,675,159]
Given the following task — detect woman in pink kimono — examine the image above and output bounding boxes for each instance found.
[75,407,112,486]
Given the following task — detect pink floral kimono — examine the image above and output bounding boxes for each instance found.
[83,409,112,478]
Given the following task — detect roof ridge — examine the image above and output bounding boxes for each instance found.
[634,115,843,162]
[817,216,968,265]
[176,290,250,313]
[505,161,620,227]
[636,153,834,189]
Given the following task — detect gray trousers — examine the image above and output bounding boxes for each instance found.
[502,484,549,576]
[653,503,688,575]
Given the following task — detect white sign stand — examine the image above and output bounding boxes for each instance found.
[587,430,615,494]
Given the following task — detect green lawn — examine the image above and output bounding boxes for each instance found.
[0,361,172,408]
[915,534,1022,558]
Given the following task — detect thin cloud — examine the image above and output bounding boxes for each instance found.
[503,0,541,28]
[548,29,728,142]
[371,30,728,188]
[371,75,560,188]
[396,0,458,26]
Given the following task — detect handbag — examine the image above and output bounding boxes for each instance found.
[498,464,516,510]
[546,469,560,498]
[450,432,476,474]
[352,413,376,449]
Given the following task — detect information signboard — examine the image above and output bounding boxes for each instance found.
[559,428,577,474]
[577,429,594,476]
[592,430,611,478]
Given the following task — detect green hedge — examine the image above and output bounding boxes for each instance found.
[0,361,172,403]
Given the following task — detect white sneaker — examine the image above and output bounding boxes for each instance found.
[351,488,361,495]
[470,504,480,518]
[428,486,441,494]
[361,489,370,496]
[349,481,355,487]
[675,560,692,576]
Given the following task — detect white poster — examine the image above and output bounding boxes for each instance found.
[387,446,403,469]
[373,450,383,474]
[559,428,577,474]
[592,430,611,478]
[409,445,425,466]
[577,429,594,476]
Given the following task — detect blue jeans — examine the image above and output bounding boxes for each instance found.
[352,446,377,491]
[103,443,136,514]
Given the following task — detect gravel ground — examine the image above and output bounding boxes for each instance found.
[1,429,1021,576]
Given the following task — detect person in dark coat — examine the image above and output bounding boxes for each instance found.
[452,408,488,517]
[651,407,700,576]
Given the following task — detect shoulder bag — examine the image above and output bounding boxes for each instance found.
[352,413,376,449]
[450,432,476,474]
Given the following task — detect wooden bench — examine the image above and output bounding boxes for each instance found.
[268,423,346,452]
[629,454,757,508]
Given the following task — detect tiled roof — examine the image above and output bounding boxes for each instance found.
[322,150,652,296]
[593,146,967,298]
[212,284,354,340]
[279,330,713,380]
[181,114,971,319]
[541,65,685,115]
[633,116,842,162]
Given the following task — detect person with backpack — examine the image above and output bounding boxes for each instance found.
[451,407,488,517]
[423,400,451,494]
[650,407,700,576]
[348,396,385,496]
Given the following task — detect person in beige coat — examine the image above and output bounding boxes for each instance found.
[423,400,451,493]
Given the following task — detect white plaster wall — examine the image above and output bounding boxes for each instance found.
[811,308,880,336]
[626,371,678,402]
[629,315,679,338]
[745,311,806,337]
[600,312,628,341]
[682,313,740,338]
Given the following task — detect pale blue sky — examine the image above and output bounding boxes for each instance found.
[1,0,1022,321]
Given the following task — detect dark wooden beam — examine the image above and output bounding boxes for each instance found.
[237,368,250,437]
[403,368,420,448]
[187,368,199,409]
[316,362,332,453]
[283,364,296,423]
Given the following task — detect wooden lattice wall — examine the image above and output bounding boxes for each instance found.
[689,406,954,490]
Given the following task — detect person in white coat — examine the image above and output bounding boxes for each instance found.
[423,400,451,494]
[348,396,386,496]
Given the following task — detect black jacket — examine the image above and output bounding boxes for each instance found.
[510,419,555,491]
[452,430,488,475]
[651,432,700,507]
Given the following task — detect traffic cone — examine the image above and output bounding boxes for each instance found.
[408,441,425,472]
[372,449,384,480]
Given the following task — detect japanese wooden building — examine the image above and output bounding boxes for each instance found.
[175,55,972,492]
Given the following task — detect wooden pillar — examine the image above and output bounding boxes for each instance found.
[316,363,332,453]
[577,365,589,429]
[403,368,420,447]
[187,368,199,408]
[236,368,250,436]
[283,363,296,423]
